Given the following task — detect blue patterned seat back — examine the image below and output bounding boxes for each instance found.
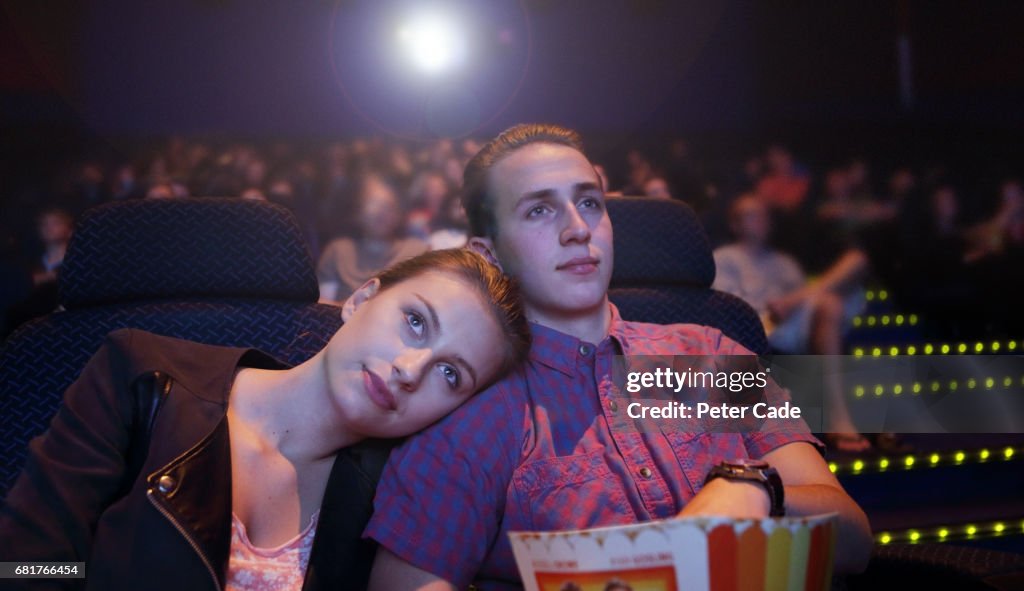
[0,199,342,497]
[607,197,769,355]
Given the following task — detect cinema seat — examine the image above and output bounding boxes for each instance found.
[0,198,343,497]
[606,196,769,355]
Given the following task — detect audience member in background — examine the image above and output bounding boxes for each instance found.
[5,209,75,334]
[428,192,470,250]
[239,187,267,201]
[664,137,711,212]
[755,145,809,214]
[713,195,870,453]
[317,174,428,305]
[405,170,452,240]
[642,175,673,200]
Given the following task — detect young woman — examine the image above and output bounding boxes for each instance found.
[0,248,530,591]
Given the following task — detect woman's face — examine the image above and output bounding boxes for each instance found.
[326,270,505,439]
[358,177,402,239]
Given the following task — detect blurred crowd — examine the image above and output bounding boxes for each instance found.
[1,135,1020,341]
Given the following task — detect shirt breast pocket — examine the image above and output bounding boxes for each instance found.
[665,431,748,498]
[511,449,634,532]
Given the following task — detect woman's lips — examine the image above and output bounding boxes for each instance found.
[363,368,397,411]
[557,256,599,275]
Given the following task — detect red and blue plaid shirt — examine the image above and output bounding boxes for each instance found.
[365,304,818,589]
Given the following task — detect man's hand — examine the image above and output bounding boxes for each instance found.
[676,476,770,520]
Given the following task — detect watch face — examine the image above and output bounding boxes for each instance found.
[726,458,769,470]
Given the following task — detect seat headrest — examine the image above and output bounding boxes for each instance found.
[59,198,320,308]
[607,197,715,287]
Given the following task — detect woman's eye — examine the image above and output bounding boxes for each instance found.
[439,364,460,389]
[406,311,426,337]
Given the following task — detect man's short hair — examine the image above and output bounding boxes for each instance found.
[462,123,584,238]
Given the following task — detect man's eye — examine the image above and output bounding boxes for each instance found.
[526,205,548,218]
[439,364,460,389]
[579,196,603,209]
[406,311,426,337]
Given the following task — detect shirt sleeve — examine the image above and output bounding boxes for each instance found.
[364,381,520,588]
[0,330,138,584]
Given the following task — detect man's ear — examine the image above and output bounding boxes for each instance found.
[341,277,381,322]
[467,237,503,272]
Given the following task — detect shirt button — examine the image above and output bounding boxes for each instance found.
[157,475,177,494]
[578,344,591,356]
[638,467,653,479]
[608,399,618,413]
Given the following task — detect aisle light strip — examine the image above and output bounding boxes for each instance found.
[853,340,1021,357]
[830,447,1020,475]
[851,376,1024,398]
[877,518,1024,545]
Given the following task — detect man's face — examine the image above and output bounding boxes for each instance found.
[477,142,613,325]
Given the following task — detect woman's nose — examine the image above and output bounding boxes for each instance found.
[392,347,432,390]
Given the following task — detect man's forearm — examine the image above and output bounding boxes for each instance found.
[785,483,873,574]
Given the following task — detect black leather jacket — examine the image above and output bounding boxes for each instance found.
[0,329,390,591]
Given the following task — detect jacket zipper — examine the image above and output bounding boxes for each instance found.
[147,489,222,591]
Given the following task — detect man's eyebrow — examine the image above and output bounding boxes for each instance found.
[513,182,601,210]
[513,188,555,210]
[414,293,441,336]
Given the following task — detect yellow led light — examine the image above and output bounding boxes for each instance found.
[874,385,884,396]
[1004,377,1013,387]
[992,341,1000,352]
[980,449,990,460]
[958,343,967,353]
[931,381,940,392]
[930,453,940,465]
[907,346,917,355]
[853,460,864,472]
[854,348,864,358]
[854,386,865,398]
[872,347,882,357]
[889,346,899,356]
[882,316,891,326]
[1010,341,1018,351]
[828,463,837,473]
[995,522,1006,533]
[913,382,922,394]
[938,528,949,539]
[879,290,888,301]
[941,344,950,354]
[967,378,976,389]
[985,378,994,389]
[879,458,890,469]
[893,384,903,395]
[896,314,905,325]
[909,314,918,325]
[879,533,891,544]
[904,455,915,467]
[853,317,862,327]
[967,525,977,536]
[867,316,877,326]
[955,451,966,463]
[949,380,958,391]
[909,530,920,542]
[1005,447,1015,459]
[974,342,984,353]
[924,344,934,354]
[866,291,875,301]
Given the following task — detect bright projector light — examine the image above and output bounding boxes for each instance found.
[397,14,466,74]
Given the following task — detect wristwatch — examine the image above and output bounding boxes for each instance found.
[704,458,785,517]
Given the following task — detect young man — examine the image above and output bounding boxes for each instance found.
[366,124,872,590]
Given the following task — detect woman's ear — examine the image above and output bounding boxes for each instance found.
[341,277,381,322]
[467,237,503,272]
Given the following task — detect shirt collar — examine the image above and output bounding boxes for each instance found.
[527,302,631,376]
